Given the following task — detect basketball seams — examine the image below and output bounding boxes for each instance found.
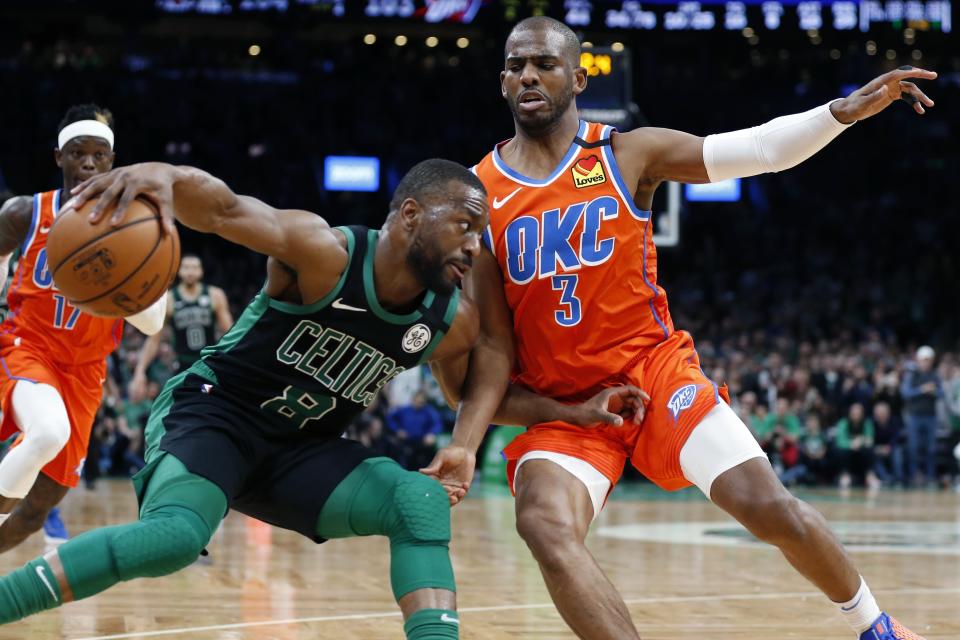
[71,225,165,306]
[49,217,156,277]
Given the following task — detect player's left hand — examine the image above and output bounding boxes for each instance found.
[830,66,937,123]
[567,385,651,428]
[63,162,178,236]
[420,446,475,506]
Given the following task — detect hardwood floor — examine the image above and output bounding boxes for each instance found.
[0,480,956,639]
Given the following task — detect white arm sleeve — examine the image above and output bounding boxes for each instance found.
[126,292,168,335]
[702,100,854,183]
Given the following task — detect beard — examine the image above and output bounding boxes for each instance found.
[407,231,456,296]
[507,78,575,137]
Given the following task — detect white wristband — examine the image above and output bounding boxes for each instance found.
[702,100,853,183]
[126,293,167,335]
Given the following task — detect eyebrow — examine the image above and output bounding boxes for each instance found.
[505,54,561,64]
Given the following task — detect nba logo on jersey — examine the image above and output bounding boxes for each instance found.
[571,155,606,188]
[667,384,701,421]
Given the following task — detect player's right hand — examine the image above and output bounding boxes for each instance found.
[64,162,178,236]
[420,446,475,506]
[568,385,651,428]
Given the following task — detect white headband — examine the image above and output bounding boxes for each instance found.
[58,120,114,150]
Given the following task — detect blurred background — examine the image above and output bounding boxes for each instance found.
[1,0,957,493]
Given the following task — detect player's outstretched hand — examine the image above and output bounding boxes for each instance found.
[63,162,178,236]
[420,446,475,506]
[568,385,651,428]
[831,65,937,123]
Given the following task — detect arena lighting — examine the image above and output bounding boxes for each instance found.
[685,178,741,202]
[363,34,376,45]
[611,41,625,52]
[248,44,261,56]
[324,156,380,192]
[456,37,469,48]
[395,35,408,46]
[426,36,439,47]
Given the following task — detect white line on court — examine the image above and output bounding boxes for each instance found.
[72,586,960,640]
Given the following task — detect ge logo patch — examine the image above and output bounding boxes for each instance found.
[402,323,432,353]
[667,384,700,421]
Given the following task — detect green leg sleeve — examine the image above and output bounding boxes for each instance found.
[403,608,460,640]
[61,453,226,600]
[0,454,226,624]
[0,557,62,624]
[58,454,227,600]
[317,457,455,599]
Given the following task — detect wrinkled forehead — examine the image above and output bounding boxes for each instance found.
[462,186,489,222]
[504,28,567,61]
[425,182,489,221]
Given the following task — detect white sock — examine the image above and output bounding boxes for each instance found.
[838,576,882,634]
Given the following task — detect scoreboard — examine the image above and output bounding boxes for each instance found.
[564,0,951,32]
[155,0,952,32]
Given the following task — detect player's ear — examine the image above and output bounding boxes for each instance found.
[573,64,588,96]
[54,148,63,168]
[500,70,508,99]
[398,197,421,231]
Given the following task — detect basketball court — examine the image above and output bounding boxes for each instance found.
[1,480,956,639]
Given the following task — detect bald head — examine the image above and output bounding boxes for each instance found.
[506,16,581,68]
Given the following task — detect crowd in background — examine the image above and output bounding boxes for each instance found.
[0,13,957,492]
[83,323,960,492]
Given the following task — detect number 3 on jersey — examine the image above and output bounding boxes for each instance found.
[261,385,337,430]
[551,274,581,327]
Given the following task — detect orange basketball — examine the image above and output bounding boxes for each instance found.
[47,197,180,317]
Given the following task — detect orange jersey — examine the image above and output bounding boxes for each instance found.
[1,189,123,364]
[474,121,675,397]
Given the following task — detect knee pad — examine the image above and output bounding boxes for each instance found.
[113,506,210,580]
[388,470,451,545]
[367,464,454,599]
[24,421,70,460]
[317,458,455,598]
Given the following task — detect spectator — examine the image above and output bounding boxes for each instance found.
[840,364,874,414]
[385,390,443,470]
[834,403,880,490]
[757,398,802,475]
[900,346,944,486]
[942,362,960,489]
[780,414,830,486]
[871,401,903,486]
[735,391,763,437]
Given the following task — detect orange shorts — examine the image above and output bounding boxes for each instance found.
[504,330,729,493]
[0,346,106,488]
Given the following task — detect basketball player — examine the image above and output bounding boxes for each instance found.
[128,254,234,403]
[0,158,637,638]
[0,105,166,554]
[425,18,936,640]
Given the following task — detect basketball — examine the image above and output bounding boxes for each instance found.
[47,196,180,317]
